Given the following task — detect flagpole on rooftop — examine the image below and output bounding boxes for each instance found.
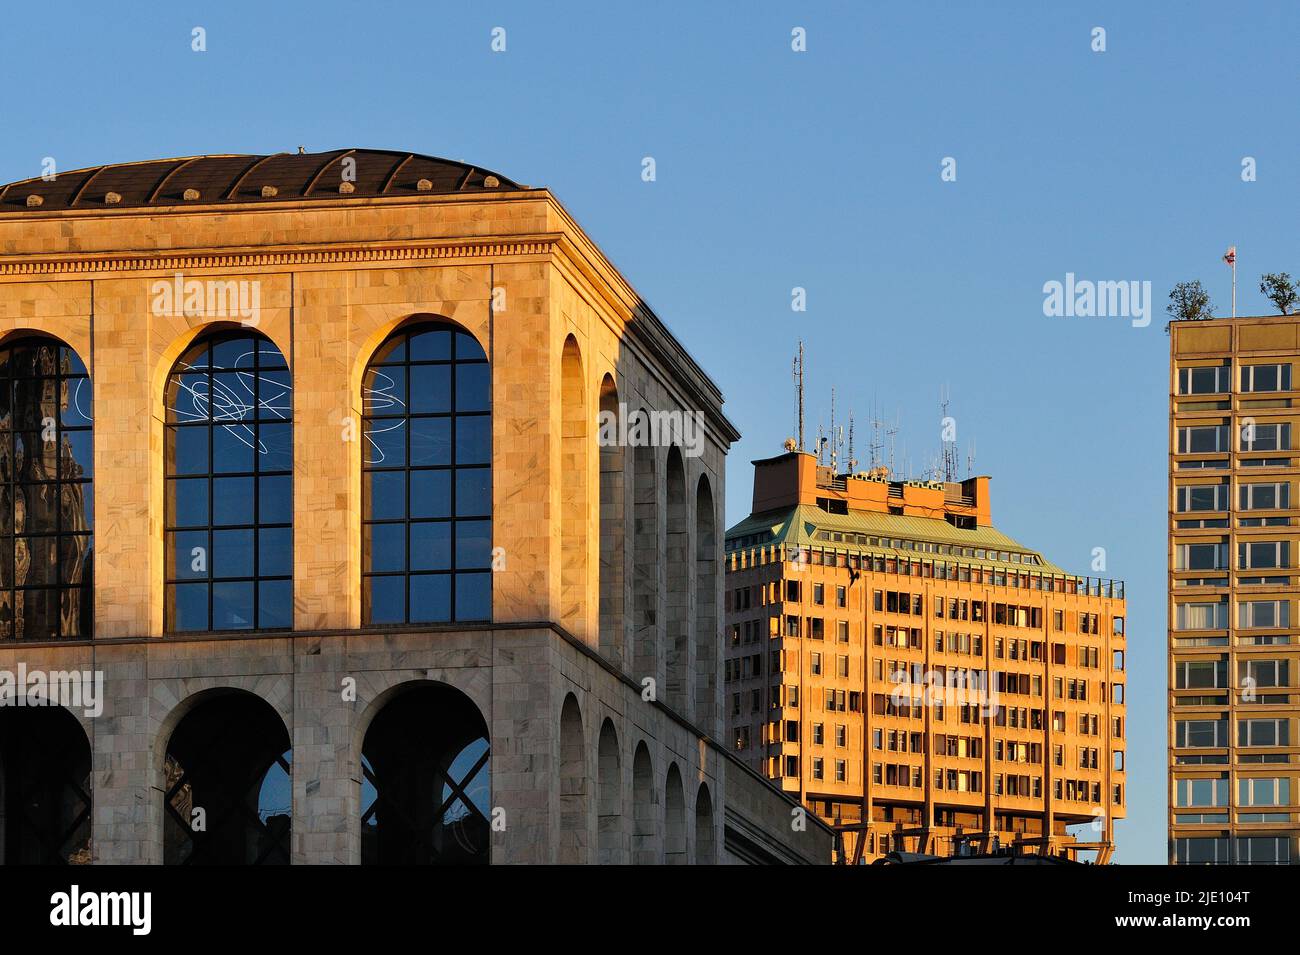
[1224,245,1237,317]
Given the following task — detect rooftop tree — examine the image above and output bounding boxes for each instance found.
[1260,272,1298,315]
[1166,280,1215,321]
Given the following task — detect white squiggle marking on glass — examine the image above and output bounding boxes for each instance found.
[168,348,292,454]
[362,369,407,464]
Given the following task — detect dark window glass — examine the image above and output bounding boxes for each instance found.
[164,333,291,631]
[362,322,490,624]
[0,339,93,639]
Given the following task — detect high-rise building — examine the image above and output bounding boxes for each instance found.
[1170,314,1299,866]
[724,450,1127,863]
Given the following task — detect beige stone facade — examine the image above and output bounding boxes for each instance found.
[0,151,831,864]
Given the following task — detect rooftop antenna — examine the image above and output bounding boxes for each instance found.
[868,398,884,472]
[886,412,899,477]
[940,384,959,482]
[966,438,977,478]
[792,341,805,452]
[847,410,858,474]
[830,388,843,472]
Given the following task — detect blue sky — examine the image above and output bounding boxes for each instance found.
[4,0,1298,864]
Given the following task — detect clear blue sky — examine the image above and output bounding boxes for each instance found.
[4,0,1298,864]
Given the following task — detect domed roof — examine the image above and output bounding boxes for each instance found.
[0,148,522,213]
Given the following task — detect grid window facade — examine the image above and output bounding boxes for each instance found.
[361,321,491,624]
[164,332,292,632]
[0,339,93,639]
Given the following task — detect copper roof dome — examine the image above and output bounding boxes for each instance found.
[0,148,522,212]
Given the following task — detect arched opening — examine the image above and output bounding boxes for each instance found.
[631,741,657,865]
[162,690,291,865]
[597,719,624,864]
[0,705,91,864]
[664,446,688,710]
[694,782,716,864]
[664,763,686,865]
[694,474,718,727]
[0,336,93,639]
[558,692,588,864]
[560,337,588,637]
[597,375,625,665]
[361,319,491,625]
[163,330,292,632]
[631,437,659,687]
[361,682,490,865]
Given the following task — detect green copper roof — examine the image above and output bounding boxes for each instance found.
[725,504,1069,575]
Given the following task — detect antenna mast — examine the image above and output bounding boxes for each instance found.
[847,411,857,474]
[941,384,959,482]
[886,412,899,477]
[832,389,842,475]
[869,399,883,472]
[792,341,805,452]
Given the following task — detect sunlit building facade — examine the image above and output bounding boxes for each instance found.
[1170,315,1300,865]
[725,450,1127,863]
[0,149,831,865]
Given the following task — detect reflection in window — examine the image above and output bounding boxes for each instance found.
[0,339,93,640]
[362,322,491,624]
[164,332,292,631]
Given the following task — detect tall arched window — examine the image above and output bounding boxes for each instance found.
[164,331,292,632]
[597,376,625,665]
[362,320,491,625]
[0,337,93,640]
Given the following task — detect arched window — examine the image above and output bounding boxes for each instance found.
[597,718,624,864]
[694,782,716,864]
[559,337,587,636]
[558,693,588,863]
[695,475,717,727]
[664,762,686,864]
[163,690,291,865]
[0,337,93,640]
[665,447,688,707]
[631,440,659,683]
[360,682,490,865]
[164,331,292,632]
[597,376,625,665]
[362,320,491,625]
[0,705,92,862]
[631,741,657,865]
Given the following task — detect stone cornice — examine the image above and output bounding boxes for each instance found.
[0,237,558,277]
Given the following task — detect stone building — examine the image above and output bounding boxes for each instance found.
[0,148,831,865]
